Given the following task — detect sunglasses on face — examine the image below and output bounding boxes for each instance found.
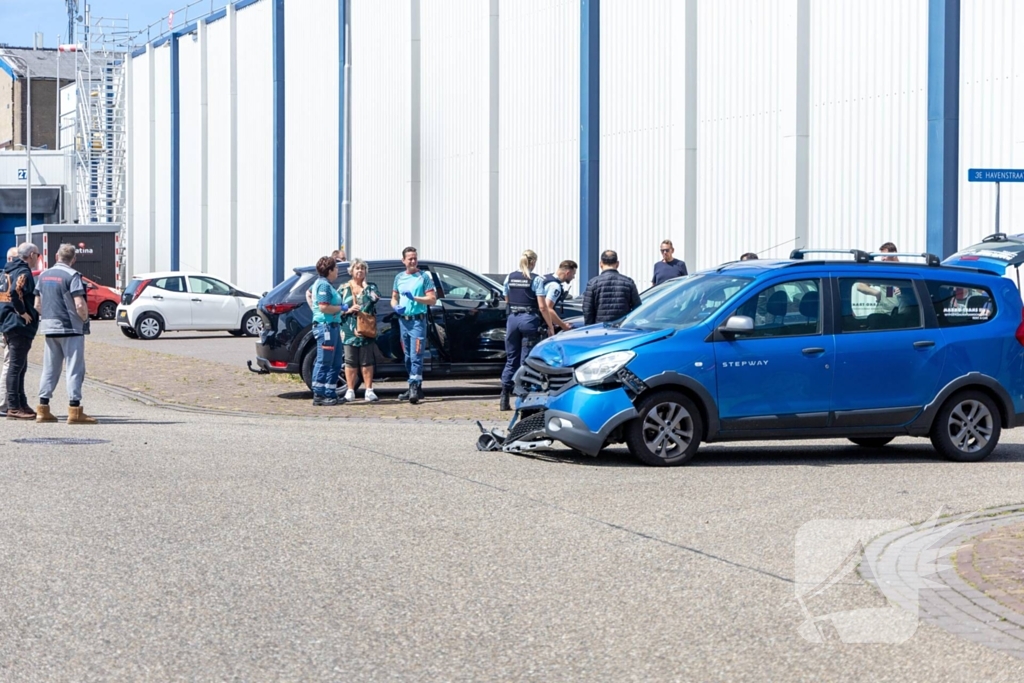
[660,248,671,253]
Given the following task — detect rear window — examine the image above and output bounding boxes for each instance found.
[124,279,144,295]
[264,271,316,304]
[926,281,996,327]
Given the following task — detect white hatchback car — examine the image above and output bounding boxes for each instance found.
[116,272,263,340]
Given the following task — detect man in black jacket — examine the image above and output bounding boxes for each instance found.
[582,250,642,325]
[0,242,41,420]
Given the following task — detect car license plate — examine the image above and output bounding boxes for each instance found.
[519,392,548,409]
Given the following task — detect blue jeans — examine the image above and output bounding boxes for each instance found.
[399,316,426,386]
[501,312,542,389]
[312,322,342,398]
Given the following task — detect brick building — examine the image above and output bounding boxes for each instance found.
[0,47,78,152]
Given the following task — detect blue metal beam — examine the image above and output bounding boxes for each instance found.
[338,0,346,251]
[926,0,960,258]
[272,0,286,284]
[170,34,181,270]
[580,0,600,290]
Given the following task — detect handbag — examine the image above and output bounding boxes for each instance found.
[356,311,377,338]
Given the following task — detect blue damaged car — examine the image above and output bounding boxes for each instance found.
[509,241,1024,466]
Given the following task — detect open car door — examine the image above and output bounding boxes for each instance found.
[941,233,1024,288]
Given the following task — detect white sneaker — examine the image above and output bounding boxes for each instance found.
[364,388,379,402]
[344,389,356,402]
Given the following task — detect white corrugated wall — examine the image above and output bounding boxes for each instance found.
[285,0,340,269]
[351,0,411,260]
[206,19,233,281]
[178,34,204,273]
[235,0,274,293]
[600,0,685,287]
[697,0,787,268]
[420,0,489,273]
[498,0,579,282]
[153,43,172,272]
[810,0,928,256]
[129,51,151,276]
[959,0,1024,247]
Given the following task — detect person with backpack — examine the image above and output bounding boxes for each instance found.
[0,242,41,420]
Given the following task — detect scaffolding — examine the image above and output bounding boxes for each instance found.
[71,11,130,285]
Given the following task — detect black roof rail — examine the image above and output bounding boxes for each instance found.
[789,248,871,263]
[866,252,941,266]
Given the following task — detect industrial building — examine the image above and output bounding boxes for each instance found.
[126,0,1012,295]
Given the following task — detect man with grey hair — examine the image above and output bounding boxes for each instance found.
[0,246,20,417]
[0,242,41,420]
[34,243,97,424]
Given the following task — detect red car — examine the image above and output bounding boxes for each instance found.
[31,270,121,320]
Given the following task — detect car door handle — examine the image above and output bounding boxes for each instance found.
[152,295,163,300]
[802,347,825,355]
[913,340,935,348]
[449,312,466,320]
[191,298,202,302]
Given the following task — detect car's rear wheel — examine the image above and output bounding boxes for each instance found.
[242,311,262,337]
[136,313,163,340]
[625,391,703,466]
[301,347,315,391]
[120,326,138,339]
[930,390,1001,462]
[98,301,116,320]
[848,437,894,448]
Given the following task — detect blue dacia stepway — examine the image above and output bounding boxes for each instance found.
[508,236,1024,466]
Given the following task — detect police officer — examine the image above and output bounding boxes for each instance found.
[500,250,547,411]
[540,259,578,336]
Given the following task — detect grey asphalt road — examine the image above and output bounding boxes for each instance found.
[3,373,1024,681]
[93,318,258,366]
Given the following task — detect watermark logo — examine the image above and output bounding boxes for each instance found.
[794,509,976,644]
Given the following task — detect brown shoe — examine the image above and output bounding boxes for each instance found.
[67,406,98,425]
[35,405,58,423]
[6,408,36,421]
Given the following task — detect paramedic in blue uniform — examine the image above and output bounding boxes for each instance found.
[540,259,578,337]
[500,250,547,412]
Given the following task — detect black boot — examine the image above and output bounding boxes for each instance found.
[499,388,511,412]
[409,383,424,405]
[398,387,412,401]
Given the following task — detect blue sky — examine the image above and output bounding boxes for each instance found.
[0,0,198,47]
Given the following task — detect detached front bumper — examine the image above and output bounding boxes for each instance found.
[514,384,637,456]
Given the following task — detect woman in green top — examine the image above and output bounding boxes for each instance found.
[310,256,346,406]
[338,258,381,402]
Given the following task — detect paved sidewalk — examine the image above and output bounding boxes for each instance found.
[862,506,1024,659]
[27,334,507,423]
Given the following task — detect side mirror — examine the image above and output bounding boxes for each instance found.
[719,315,754,337]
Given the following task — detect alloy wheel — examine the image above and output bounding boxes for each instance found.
[946,399,994,454]
[641,401,695,457]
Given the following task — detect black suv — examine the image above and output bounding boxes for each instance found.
[253,260,582,389]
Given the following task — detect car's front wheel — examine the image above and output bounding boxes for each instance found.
[625,391,703,466]
[136,313,164,340]
[98,301,117,320]
[930,390,1001,462]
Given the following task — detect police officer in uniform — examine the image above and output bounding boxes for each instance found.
[540,259,578,337]
[500,250,547,411]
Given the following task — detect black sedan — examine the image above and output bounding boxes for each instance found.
[253,260,581,389]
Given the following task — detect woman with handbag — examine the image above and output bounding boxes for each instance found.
[339,258,381,402]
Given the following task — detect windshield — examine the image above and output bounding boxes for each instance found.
[620,274,752,330]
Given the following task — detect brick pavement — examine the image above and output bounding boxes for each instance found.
[861,506,1024,659]
[27,334,508,424]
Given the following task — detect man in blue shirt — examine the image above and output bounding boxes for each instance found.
[539,259,578,337]
[652,240,688,286]
[391,246,436,404]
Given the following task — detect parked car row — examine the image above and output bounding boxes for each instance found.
[253,260,582,389]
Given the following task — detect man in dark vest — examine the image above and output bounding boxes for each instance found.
[540,259,578,337]
[34,243,97,424]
